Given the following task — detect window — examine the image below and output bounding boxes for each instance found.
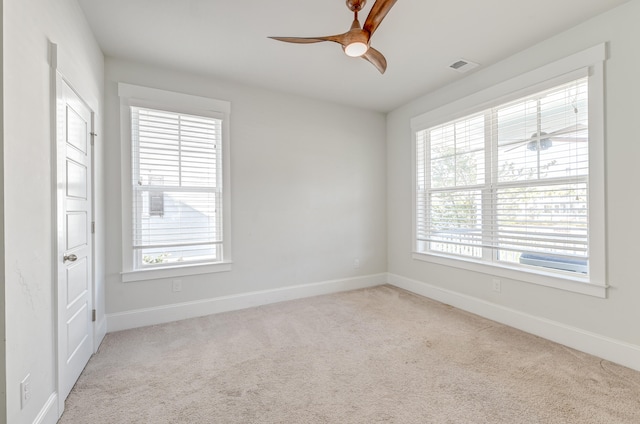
[132,106,223,267]
[119,84,231,281]
[412,45,606,297]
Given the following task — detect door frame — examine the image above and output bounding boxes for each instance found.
[51,42,97,418]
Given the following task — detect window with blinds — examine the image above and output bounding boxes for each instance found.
[415,77,590,276]
[131,106,223,268]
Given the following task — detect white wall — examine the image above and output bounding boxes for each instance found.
[3,0,104,423]
[104,59,387,317]
[387,0,640,349]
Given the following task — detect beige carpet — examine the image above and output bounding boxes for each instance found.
[59,285,640,423]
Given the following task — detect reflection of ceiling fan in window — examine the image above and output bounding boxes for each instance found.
[504,123,588,152]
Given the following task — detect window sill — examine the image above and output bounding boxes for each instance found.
[412,252,607,298]
[121,261,232,283]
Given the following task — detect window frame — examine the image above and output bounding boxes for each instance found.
[119,83,232,282]
[411,44,607,298]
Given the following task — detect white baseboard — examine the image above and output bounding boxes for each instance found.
[33,392,58,424]
[388,273,640,373]
[107,273,387,332]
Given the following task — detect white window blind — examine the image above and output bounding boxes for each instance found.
[131,106,223,268]
[416,77,590,276]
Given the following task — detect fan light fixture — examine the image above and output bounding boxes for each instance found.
[344,42,368,57]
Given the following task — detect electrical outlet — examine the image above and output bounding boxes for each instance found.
[20,374,31,409]
[492,279,501,293]
[353,258,360,269]
[172,279,182,292]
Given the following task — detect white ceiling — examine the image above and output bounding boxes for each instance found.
[77,0,628,112]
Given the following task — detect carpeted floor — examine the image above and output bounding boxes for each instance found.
[59,285,640,423]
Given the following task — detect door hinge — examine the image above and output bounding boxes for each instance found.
[91,221,95,234]
[92,309,96,322]
[90,132,97,146]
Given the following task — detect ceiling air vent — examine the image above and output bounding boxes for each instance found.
[449,58,479,73]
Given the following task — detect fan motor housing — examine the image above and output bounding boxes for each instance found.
[527,132,552,151]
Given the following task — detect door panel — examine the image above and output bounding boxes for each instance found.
[66,158,87,199]
[66,258,88,307]
[67,304,89,359]
[66,106,88,154]
[66,212,88,250]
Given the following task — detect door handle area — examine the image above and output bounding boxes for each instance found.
[63,254,78,263]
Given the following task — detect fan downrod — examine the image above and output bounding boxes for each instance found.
[346,0,366,12]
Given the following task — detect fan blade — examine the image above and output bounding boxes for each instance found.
[548,136,588,143]
[505,143,524,153]
[269,35,346,45]
[362,47,387,74]
[547,123,588,138]
[363,0,398,36]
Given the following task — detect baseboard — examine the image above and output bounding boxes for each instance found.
[107,273,387,332]
[33,392,58,424]
[388,273,640,373]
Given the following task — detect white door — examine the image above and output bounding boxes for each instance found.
[56,75,94,401]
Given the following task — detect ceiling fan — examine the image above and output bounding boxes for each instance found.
[268,0,398,74]
[504,124,588,152]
